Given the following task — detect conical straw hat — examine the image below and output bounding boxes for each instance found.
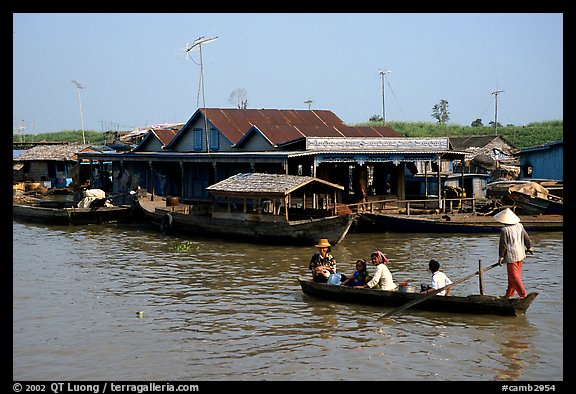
[494,208,520,225]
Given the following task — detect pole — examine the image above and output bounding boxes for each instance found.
[72,80,86,144]
[186,36,219,154]
[478,259,484,295]
[379,70,391,125]
[199,43,210,153]
[492,89,504,136]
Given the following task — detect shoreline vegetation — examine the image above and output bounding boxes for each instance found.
[13,120,562,149]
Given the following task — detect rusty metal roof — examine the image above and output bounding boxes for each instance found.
[200,108,401,146]
[153,129,179,146]
[206,172,344,198]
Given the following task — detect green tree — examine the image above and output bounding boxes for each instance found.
[369,115,383,122]
[471,118,484,127]
[431,99,450,125]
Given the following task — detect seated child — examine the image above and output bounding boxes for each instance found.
[341,259,370,287]
[420,259,453,296]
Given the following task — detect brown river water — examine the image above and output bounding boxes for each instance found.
[13,220,563,381]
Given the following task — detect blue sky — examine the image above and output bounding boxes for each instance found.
[13,13,563,133]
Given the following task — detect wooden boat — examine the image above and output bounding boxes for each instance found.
[138,173,355,245]
[13,202,136,225]
[355,212,563,233]
[509,190,563,215]
[298,277,538,316]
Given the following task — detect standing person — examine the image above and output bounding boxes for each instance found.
[494,208,534,299]
[356,250,397,290]
[420,259,453,296]
[309,238,337,283]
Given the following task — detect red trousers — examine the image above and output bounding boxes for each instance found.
[505,261,527,298]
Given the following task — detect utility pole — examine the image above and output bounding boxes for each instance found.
[72,80,86,144]
[186,36,219,153]
[379,69,391,125]
[491,89,504,136]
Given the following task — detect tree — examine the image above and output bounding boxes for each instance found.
[229,88,248,109]
[471,118,484,127]
[369,115,383,122]
[431,99,450,125]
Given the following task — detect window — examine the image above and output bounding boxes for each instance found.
[209,128,219,151]
[193,128,203,151]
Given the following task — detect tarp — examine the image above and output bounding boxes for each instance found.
[509,182,549,199]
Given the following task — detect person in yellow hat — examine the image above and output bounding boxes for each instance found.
[309,238,338,283]
[494,208,534,299]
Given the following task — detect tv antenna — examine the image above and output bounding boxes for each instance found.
[184,36,219,153]
[379,69,391,125]
[71,80,86,144]
[491,89,504,135]
[304,99,314,110]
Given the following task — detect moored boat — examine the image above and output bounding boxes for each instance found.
[355,211,563,233]
[13,189,139,225]
[139,173,355,245]
[13,203,136,225]
[298,277,538,316]
[508,190,563,215]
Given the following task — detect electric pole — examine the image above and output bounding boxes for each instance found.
[379,70,391,125]
[492,89,504,136]
[72,80,86,144]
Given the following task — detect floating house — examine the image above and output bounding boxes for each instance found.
[76,108,468,206]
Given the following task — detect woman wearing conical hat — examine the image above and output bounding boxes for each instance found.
[494,208,535,299]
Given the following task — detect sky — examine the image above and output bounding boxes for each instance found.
[12,13,563,134]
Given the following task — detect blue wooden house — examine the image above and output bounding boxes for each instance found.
[518,140,563,181]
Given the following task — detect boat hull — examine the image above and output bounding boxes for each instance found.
[298,277,538,316]
[13,203,136,225]
[139,197,354,245]
[509,191,564,215]
[355,212,563,233]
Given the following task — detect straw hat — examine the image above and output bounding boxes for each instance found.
[494,208,520,225]
[315,238,331,248]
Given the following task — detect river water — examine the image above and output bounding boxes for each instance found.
[13,220,563,381]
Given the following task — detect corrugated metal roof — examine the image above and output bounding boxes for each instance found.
[153,129,179,146]
[206,172,344,197]
[201,108,401,146]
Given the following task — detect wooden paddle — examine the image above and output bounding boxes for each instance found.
[378,261,500,320]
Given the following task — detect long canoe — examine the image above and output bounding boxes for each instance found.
[13,203,136,225]
[298,277,538,316]
[355,212,562,233]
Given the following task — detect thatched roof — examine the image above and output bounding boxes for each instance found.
[206,173,344,198]
[13,144,88,161]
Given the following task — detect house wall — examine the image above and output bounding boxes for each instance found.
[172,117,235,153]
[240,133,276,151]
[519,144,563,181]
[141,138,164,152]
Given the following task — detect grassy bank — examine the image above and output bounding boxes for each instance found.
[355,120,563,149]
[14,120,563,149]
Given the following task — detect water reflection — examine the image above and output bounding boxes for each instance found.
[492,319,539,381]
